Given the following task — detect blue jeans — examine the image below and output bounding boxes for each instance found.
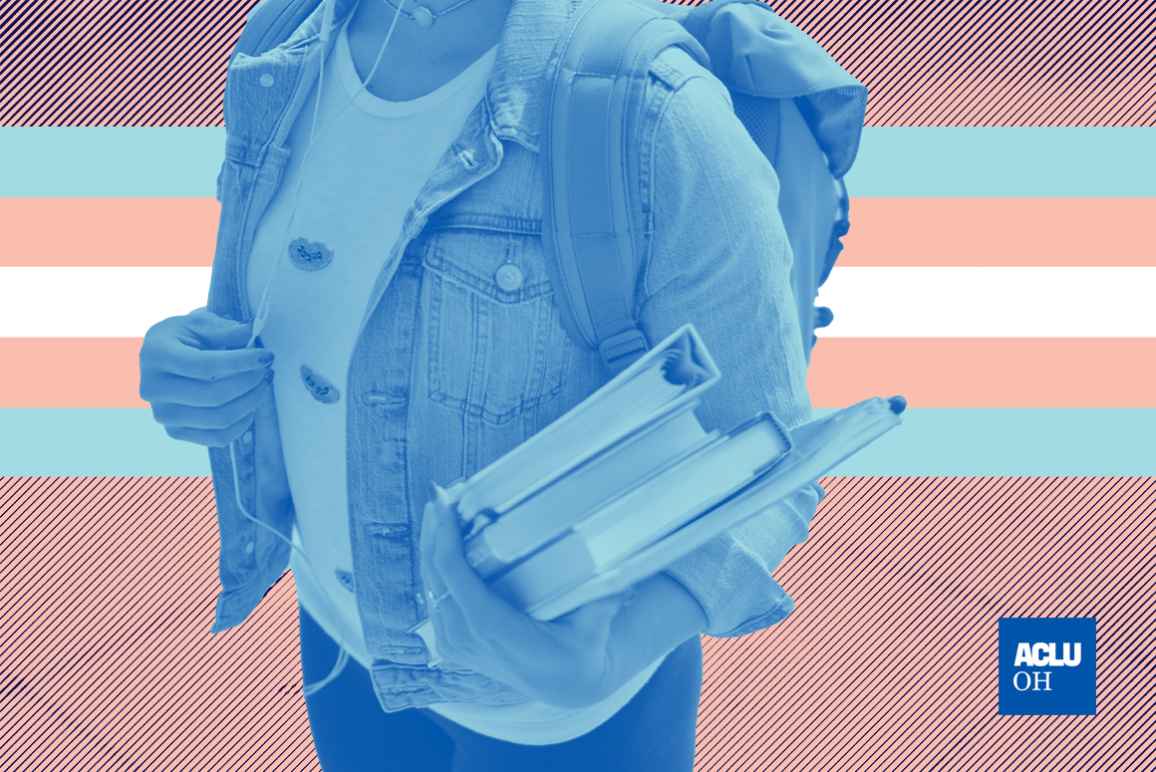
[297,602,702,771]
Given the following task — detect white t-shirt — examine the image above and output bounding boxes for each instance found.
[246,17,661,745]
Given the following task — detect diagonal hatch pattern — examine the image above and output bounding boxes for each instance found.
[0,0,1150,127]
[1,476,1150,768]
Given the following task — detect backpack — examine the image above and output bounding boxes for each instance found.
[231,0,867,374]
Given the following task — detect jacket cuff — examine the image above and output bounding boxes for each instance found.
[662,535,794,637]
[661,483,823,636]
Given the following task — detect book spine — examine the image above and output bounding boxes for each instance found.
[466,409,710,572]
[489,533,597,610]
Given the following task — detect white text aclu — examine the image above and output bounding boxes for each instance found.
[1014,642,1083,668]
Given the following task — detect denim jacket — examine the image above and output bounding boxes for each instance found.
[205,0,822,711]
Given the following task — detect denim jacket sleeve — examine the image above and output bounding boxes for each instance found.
[638,48,823,637]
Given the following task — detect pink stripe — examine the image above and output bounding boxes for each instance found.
[3,338,1153,409]
[3,197,1154,267]
[0,198,219,266]
[807,338,1156,408]
[841,198,1156,266]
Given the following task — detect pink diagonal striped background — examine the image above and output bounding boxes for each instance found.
[0,0,1150,126]
[2,477,1151,768]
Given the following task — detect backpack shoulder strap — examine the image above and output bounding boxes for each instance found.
[541,0,706,375]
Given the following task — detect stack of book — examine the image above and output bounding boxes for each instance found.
[427,324,904,623]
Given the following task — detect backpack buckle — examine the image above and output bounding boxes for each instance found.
[598,328,649,375]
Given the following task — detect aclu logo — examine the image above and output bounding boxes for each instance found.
[999,617,1096,715]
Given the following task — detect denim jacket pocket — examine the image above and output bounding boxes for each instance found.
[420,226,572,426]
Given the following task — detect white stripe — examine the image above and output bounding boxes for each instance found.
[1,266,1154,338]
[815,267,1156,338]
[0,267,210,338]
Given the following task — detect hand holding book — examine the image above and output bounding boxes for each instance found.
[416,483,639,709]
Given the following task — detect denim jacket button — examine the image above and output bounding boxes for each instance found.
[258,73,275,88]
[239,429,253,446]
[412,5,435,28]
[300,364,341,404]
[243,540,255,556]
[494,263,524,292]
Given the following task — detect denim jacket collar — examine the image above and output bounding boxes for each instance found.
[480,0,573,152]
[284,0,571,153]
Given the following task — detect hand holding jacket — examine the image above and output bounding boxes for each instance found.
[138,307,274,447]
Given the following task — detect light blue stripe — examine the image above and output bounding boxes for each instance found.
[1,127,1153,197]
[814,408,1156,476]
[2,409,1153,476]
[848,128,1156,197]
[3,409,210,476]
[0,128,225,197]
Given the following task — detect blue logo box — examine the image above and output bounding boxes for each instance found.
[999,617,1096,716]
